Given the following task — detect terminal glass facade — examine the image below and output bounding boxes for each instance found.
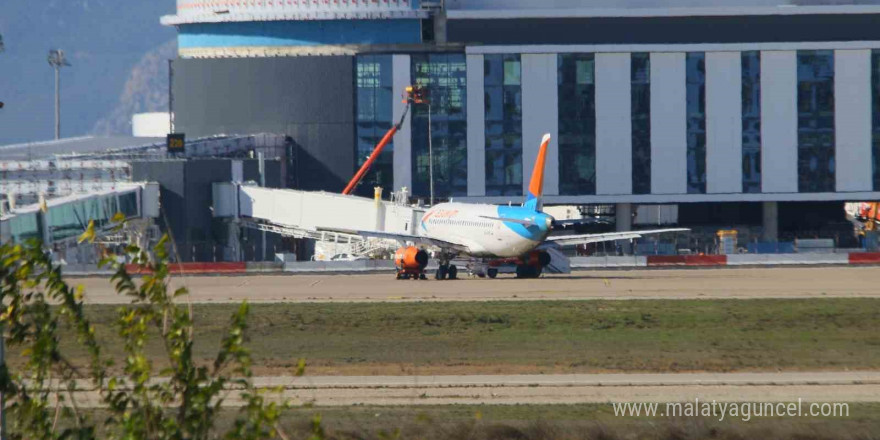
[797,50,835,193]
[742,51,762,193]
[686,52,707,194]
[355,55,394,195]
[557,53,596,195]
[873,50,880,190]
[631,53,651,195]
[47,192,138,242]
[484,54,523,196]
[5,213,41,244]
[411,53,468,198]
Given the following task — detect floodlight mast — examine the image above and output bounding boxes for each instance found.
[48,49,71,140]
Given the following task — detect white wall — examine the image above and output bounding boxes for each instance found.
[132,113,171,137]
[595,53,633,195]
[466,54,487,196]
[650,52,687,195]
[761,51,799,194]
[521,53,560,195]
[392,54,412,193]
[706,52,743,194]
[835,49,873,192]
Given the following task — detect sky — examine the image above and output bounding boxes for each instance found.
[0,0,176,145]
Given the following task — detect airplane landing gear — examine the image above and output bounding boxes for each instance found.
[435,263,458,280]
[515,265,542,279]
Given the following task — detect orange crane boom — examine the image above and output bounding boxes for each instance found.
[342,86,423,196]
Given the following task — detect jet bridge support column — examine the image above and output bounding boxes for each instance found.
[616,203,633,255]
[225,219,242,262]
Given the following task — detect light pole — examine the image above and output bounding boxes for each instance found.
[47,50,71,140]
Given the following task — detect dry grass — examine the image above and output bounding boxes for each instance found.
[16,298,877,375]
[51,404,880,440]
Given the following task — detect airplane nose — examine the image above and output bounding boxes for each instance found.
[544,215,553,230]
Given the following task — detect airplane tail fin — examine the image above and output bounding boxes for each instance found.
[524,133,551,212]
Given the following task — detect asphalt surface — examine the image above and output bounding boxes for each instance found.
[71,266,880,304]
[57,372,880,407]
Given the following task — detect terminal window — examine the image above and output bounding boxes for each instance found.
[797,50,835,193]
[872,50,880,191]
[631,53,651,195]
[355,55,395,195]
[558,53,597,196]
[484,54,523,197]
[742,51,762,194]
[411,53,468,199]
[686,52,707,195]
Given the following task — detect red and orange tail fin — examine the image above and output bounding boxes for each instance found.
[524,134,551,211]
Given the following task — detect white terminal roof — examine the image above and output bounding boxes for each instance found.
[0,136,164,161]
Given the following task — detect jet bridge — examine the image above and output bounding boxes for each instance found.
[0,183,160,246]
[212,183,425,259]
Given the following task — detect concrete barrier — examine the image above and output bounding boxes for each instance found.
[284,260,396,273]
[727,253,849,266]
[848,252,880,264]
[646,255,727,267]
[245,262,285,272]
[570,256,647,268]
[125,262,248,275]
[59,264,113,276]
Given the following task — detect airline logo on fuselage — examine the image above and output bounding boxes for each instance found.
[421,209,459,231]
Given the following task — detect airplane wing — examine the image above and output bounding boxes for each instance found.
[479,215,537,226]
[551,218,613,229]
[316,227,469,253]
[546,228,690,247]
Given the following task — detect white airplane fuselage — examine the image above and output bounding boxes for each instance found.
[418,202,554,258]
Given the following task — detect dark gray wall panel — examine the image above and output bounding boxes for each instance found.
[132,158,283,262]
[172,56,356,192]
[131,160,187,248]
[448,14,880,45]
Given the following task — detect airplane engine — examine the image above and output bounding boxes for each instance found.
[394,247,429,279]
[524,250,552,268]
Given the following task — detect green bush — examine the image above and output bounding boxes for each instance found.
[0,219,308,439]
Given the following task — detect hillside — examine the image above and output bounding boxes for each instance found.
[0,0,176,145]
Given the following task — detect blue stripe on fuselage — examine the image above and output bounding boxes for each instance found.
[497,206,550,241]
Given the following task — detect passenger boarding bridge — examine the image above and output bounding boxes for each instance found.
[0,183,160,250]
[213,183,425,259]
[211,183,570,273]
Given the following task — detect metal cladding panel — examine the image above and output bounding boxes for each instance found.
[392,54,412,193]
[521,54,560,196]
[761,51,798,194]
[595,53,632,196]
[177,20,422,48]
[447,15,880,45]
[835,49,872,192]
[212,183,238,218]
[466,54,486,196]
[706,51,743,194]
[141,183,161,218]
[650,52,687,195]
[172,56,356,192]
[166,0,423,25]
[131,161,187,245]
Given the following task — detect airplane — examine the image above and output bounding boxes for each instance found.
[336,134,687,280]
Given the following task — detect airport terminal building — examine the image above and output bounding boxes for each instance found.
[162,0,880,240]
